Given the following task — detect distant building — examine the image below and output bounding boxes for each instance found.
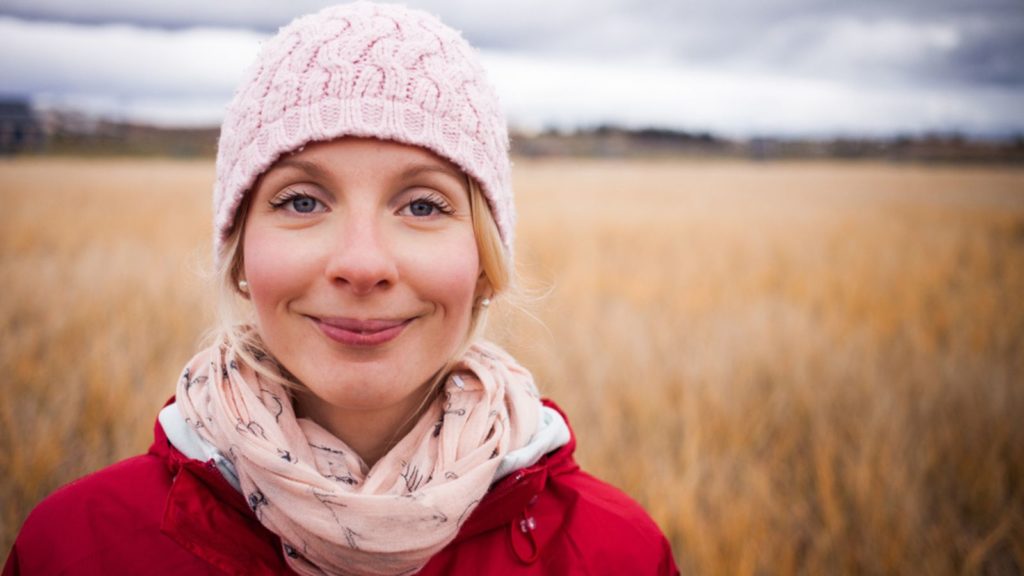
[0,99,45,154]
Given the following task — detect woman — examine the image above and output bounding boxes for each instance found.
[4,3,678,575]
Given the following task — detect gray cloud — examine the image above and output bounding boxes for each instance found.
[2,0,1022,135]
[4,0,1021,89]
[0,0,324,31]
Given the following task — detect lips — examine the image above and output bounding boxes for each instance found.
[309,315,414,347]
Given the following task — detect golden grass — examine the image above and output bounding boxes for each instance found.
[2,157,1023,574]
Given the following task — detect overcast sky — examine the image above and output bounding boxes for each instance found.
[2,0,1022,137]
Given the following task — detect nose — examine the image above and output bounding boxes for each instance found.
[323,210,398,296]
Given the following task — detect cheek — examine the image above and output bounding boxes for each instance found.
[242,225,317,312]
[403,232,480,312]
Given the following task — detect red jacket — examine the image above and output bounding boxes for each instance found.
[4,400,678,575]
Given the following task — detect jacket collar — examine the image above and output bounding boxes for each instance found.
[456,400,579,539]
[152,406,293,575]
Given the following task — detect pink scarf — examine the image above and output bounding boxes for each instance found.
[176,340,541,576]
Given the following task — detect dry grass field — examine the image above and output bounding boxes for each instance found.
[2,156,1023,574]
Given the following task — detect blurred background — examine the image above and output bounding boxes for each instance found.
[2,1,1023,574]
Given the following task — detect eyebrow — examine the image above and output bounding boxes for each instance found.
[273,157,332,180]
[398,162,467,186]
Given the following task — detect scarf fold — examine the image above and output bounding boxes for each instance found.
[176,340,541,576]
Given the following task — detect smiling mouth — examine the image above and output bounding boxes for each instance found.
[309,316,414,347]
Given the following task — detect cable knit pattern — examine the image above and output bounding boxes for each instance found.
[213,2,513,264]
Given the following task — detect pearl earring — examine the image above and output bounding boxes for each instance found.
[480,297,491,308]
[238,279,249,293]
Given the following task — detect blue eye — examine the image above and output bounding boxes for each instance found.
[408,199,438,217]
[290,196,318,213]
[402,192,454,218]
[269,189,324,214]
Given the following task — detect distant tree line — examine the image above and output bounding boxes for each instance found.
[3,98,1022,163]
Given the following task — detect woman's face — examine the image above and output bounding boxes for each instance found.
[242,137,481,415]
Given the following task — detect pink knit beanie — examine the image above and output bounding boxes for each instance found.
[213,1,513,265]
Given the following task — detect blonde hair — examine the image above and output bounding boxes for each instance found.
[206,176,513,393]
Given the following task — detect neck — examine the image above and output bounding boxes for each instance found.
[293,383,437,469]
